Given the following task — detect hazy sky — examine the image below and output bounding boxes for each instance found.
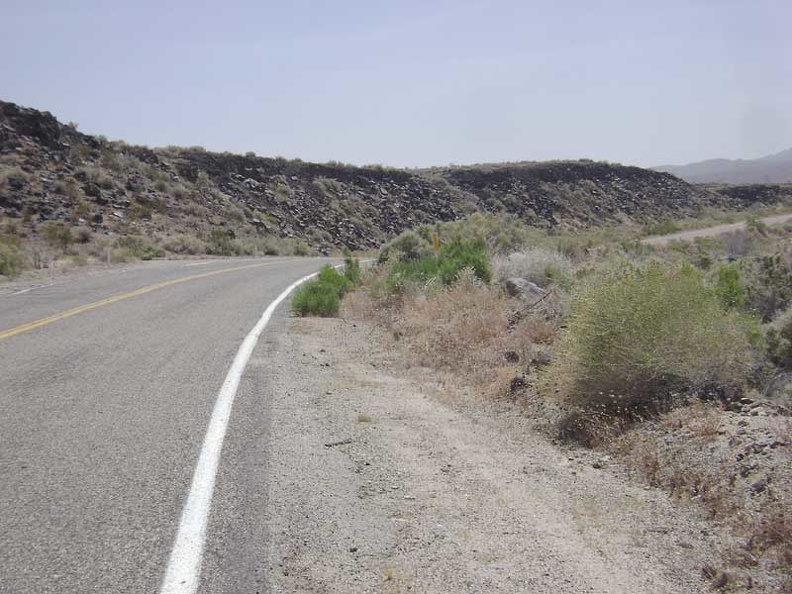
[3,0,790,167]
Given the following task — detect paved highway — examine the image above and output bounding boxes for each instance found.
[0,256,333,593]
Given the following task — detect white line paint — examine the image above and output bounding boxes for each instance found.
[10,282,55,296]
[160,270,319,594]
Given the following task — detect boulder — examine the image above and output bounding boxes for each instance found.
[504,278,546,303]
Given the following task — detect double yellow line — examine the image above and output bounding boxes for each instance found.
[0,261,278,342]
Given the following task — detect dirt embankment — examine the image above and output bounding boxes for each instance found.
[256,317,737,593]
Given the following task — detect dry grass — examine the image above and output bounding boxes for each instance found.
[662,400,723,440]
[343,267,564,399]
[393,271,517,390]
[342,236,792,591]
[613,431,741,530]
[611,403,792,591]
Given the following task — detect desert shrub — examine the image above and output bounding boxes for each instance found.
[163,234,207,255]
[0,166,28,191]
[746,215,769,236]
[40,222,74,250]
[765,306,792,369]
[109,248,136,263]
[74,227,92,244]
[742,252,792,322]
[292,264,357,317]
[715,262,746,309]
[378,230,431,263]
[393,271,513,383]
[99,149,123,172]
[114,235,164,260]
[0,242,26,277]
[439,239,490,283]
[378,213,532,265]
[644,219,681,236]
[315,264,346,291]
[343,255,361,285]
[436,212,532,254]
[312,177,343,195]
[205,229,242,256]
[292,281,341,317]
[225,202,246,222]
[386,239,491,290]
[547,262,756,413]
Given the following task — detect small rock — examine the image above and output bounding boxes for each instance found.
[750,476,769,494]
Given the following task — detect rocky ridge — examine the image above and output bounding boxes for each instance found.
[2,99,792,255]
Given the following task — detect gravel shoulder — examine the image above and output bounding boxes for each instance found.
[246,317,734,593]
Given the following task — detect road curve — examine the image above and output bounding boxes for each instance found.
[0,256,334,593]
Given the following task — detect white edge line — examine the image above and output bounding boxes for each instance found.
[159,269,319,594]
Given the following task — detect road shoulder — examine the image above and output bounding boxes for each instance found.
[251,317,726,593]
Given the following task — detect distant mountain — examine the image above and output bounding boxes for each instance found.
[654,148,792,184]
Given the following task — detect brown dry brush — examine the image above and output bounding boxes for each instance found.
[342,267,565,398]
[612,411,792,590]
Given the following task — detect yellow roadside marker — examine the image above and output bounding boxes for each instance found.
[0,261,280,341]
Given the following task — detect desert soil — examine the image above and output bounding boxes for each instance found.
[256,316,736,593]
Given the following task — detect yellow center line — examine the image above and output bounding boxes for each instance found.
[0,260,282,341]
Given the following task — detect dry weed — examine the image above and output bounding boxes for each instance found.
[769,415,792,445]
[748,507,792,566]
[347,268,561,397]
[394,273,511,388]
[662,400,723,441]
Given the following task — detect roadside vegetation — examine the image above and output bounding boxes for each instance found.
[333,211,792,592]
[291,256,361,317]
[0,217,315,279]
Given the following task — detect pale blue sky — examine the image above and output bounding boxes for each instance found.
[3,0,790,167]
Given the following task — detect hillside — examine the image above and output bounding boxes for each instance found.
[1,99,791,265]
[654,148,792,184]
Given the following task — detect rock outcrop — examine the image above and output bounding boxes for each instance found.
[2,98,791,254]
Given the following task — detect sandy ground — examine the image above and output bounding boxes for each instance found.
[257,317,736,593]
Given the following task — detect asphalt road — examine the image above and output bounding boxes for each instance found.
[0,256,333,593]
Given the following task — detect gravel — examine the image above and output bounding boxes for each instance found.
[244,317,732,593]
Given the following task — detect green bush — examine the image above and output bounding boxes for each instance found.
[343,255,361,285]
[386,239,491,290]
[317,265,349,295]
[0,243,26,277]
[378,231,430,263]
[292,280,341,317]
[206,229,242,256]
[742,253,792,322]
[438,239,491,284]
[115,235,165,260]
[766,306,792,369]
[40,222,74,250]
[715,262,746,309]
[292,262,360,317]
[163,234,208,255]
[551,262,756,411]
